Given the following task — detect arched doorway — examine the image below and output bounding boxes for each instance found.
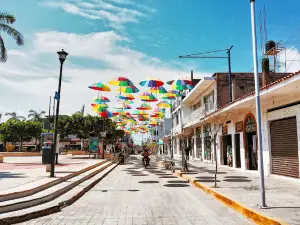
[244,114,258,170]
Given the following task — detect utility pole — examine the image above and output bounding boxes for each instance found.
[250,0,267,208]
[179,46,234,103]
[48,96,51,133]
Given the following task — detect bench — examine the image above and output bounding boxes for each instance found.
[72,151,88,156]
[0,155,4,163]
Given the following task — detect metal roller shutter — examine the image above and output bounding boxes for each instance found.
[270,117,299,178]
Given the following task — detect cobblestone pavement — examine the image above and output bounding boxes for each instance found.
[20,156,253,225]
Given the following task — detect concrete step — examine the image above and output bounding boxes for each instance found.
[0,163,118,224]
[0,160,109,203]
[0,161,113,214]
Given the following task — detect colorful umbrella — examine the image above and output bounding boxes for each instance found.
[117,86,139,93]
[109,77,134,86]
[93,96,110,103]
[117,93,135,100]
[146,86,167,94]
[88,82,111,92]
[114,103,131,109]
[139,93,157,102]
[157,101,171,108]
[91,103,109,111]
[167,79,193,86]
[139,77,164,87]
[136,103,152,111]
[131,110,149,116]
[99,110,113,118]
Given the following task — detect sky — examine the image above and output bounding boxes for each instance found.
[1,0,300,144]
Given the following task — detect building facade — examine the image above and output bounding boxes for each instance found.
[165,70,300,179]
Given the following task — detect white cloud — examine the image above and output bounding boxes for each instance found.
[0,31,207,122]
[43,0,155,30]
[278,47,300,73]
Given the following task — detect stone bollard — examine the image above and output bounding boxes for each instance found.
[46,164,51,172]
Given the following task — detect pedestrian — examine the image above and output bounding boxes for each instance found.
[185,145,190,161]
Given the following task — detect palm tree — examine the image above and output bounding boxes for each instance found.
[0,12,24,62]
[5,112,26,120]
[28,110,46,122]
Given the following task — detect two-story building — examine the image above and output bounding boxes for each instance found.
[166,69,300,179]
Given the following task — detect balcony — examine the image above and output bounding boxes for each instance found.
[183,102,216,127]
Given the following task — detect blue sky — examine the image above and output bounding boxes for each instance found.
[1,0,300,143]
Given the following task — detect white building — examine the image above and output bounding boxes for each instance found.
[164,70,300,179]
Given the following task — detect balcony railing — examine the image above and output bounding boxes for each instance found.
[183,102,216,126]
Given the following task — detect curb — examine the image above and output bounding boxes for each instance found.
[176,171,288,225]
[0,160,109,203]
[0,163,118,224]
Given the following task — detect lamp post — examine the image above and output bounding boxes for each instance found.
[250,0,267,208]
[50,49,68,178]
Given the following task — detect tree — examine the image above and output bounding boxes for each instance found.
[0,12,24,62]
[203,112,233,188]
[5,112,26,120]
[28,110,46,122]
[0,119,42,151]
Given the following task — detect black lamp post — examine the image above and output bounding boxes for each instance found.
[50,49,68,178]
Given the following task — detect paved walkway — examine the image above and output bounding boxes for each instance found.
[20,156,253,225]
[0,155,102,192]
[161,155,300,225]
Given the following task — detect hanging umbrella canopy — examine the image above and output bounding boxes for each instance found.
[91,103,109,111]
[131,110,149,116]
[88,82,111,92]
[109,77,134,86]
[117,85,139,93]
[171,84,194,91]
[93,96,110,103]
[114,103,131,109]
[167,79,193,86]
[139,77,164,87]
[157,101,171,108]
[146,86,167,94]
[139,92,157,102]
[99,110,113,118]
[136,103,152,111]
[161,95,176,100]
[117,93,135,100]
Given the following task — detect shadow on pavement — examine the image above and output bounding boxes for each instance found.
[159,176,177,178]
[163,184,190,187]
[0,172,26,179]
[195,176,215,179]
[138,181,159,184]
[167,180,189,184]
[223,179,252,182]
[195,179,220,183]
[224,176,249,179]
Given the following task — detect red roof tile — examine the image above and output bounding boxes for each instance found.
[202,70,300,119]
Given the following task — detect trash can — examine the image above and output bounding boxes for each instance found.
[42,146,52,164]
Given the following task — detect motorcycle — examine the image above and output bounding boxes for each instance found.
[142,157,149,169]
[119,154,125,165]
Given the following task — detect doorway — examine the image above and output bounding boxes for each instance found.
[235,133,241,168]
[221,135,232,165]
[246,133,257,170]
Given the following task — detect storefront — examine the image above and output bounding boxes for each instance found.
[203,124,212,160]
[244,113,258,170]
[195,127,202,159]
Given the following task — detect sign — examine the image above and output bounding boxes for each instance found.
[89,137,99,152]
[222,125,228,135]
[54,91,60,100]
[41,133,53,144]
[235,121,243,132]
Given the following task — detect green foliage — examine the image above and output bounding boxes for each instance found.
[0,12,24,62]
[0,119,42,147]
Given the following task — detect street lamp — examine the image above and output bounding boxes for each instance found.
[50,49,68,178]
[249,0,267,208]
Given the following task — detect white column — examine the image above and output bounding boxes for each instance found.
[193,128,197,160]
[240,133,246,170]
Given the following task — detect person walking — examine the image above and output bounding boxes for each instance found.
[185,145,190,161]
